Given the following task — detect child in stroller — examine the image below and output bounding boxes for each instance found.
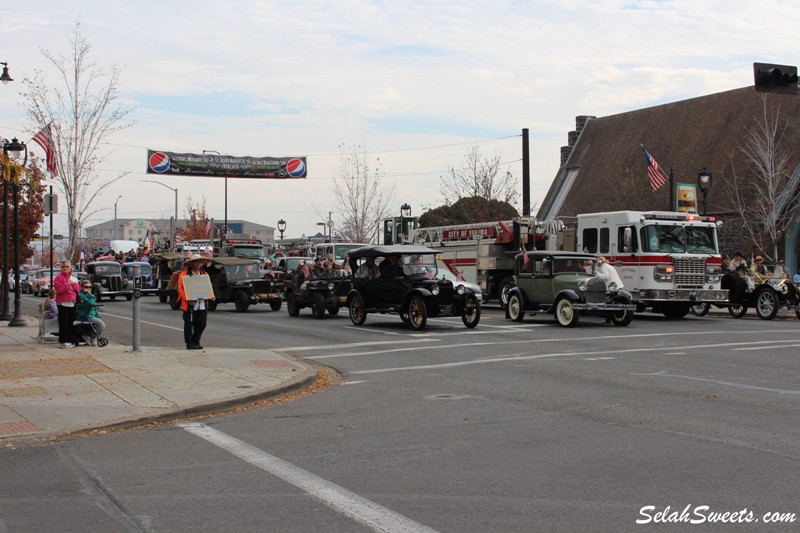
[75,281,108,347]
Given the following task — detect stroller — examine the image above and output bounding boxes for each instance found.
[73,303,108,347]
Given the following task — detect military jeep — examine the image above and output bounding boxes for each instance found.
[206,257,282,312]
[285,269,352,319]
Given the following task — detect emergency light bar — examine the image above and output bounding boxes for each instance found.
[641,213,715,223]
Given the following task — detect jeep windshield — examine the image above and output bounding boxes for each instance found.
[225,262,261,281]
[641,224,719,254]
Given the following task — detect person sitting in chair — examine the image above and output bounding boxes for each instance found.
[75,281,104,346]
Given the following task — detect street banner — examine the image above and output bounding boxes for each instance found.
[147,150,307,179]
[676,183,698,212]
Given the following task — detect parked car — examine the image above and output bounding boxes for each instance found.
[505,251,636,327]
[285,267,352,319]
[32,268,56,296]
[80,261,132,302]
[19,272,36,294]
[345,244,481,331]
[122,261,159,296]
[690,272,800,320]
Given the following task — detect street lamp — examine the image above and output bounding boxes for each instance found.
[0,62,12,85]
[399,203,411,243]
[142,180,178,248]
[317,221,327,242]
[0,62,14,321]
[277,219,286,240]
[114,195,122,240]
[3,138,28,326]
[697,167,712,216]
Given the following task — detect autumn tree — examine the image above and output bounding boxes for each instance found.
[439,145,519,207]
[0,159,46,265]
[177,196,212,242]
[21,20,135,260]
[727,95,800,261]
[333,144,396,243]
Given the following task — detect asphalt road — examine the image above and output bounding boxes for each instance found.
[3,295,799,532]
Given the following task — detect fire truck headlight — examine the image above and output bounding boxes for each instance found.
[654,264,674,282]
[706,265,721,282]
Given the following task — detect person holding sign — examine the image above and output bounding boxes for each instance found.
[177,254,215,350]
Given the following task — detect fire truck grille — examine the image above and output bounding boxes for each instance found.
[673,257,706,288]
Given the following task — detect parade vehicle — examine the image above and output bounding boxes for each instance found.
[121,262,159,296]
[505,251,636,327]
[151,252,184,303]
[313,242,369,267]
[206,257,282,312]
[267,256,313,281]
[218,236,266,264]
[690,271,800,320]
[80,261,132,302]
[284,269,352,319]
[346,244,481,331]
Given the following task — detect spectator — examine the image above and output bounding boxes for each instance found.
[75,281,104,346]
[53,261,81,349]
[43,288,58,320]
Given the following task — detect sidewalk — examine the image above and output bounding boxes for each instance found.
[0,314,318,442]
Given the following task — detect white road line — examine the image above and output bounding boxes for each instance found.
[275,339,439,352]
[633,371,800,395]
[179,422,439,533]
[735,343,800,350]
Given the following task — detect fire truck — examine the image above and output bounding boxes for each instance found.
[405,210,728,316]
[551,210,728,317]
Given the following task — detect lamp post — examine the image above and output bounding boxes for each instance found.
[317,221,327,242]
[697,167,712,216]
[142,180,178,248]
[3,138,28,326]
[277,219,286,240]
[0,62,12,84]
[113,195,122,240]
[0,61,13,321]
[400,203,411,243]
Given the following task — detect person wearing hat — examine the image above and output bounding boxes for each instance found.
[751,255,770,279]
[729,251,747,273]
[773,259,788,279]
[177,253,215,350]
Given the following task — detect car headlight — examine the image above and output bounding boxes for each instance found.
[431,284,440,295]
[327,282,335,291]
[101,279,107,286]
[607,281,618,291]
[456,285,465,295]
[578,280,588,292]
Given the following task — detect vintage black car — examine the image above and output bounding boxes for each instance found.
[121,261,159,296]
[151,252,184,303]
[206,257,282,312]
[345,244,481,331]
[81,261,132,302]
[285,266,352,319]
[505,251,635,327]
[691,272,800,320]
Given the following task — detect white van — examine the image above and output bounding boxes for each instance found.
[109,240,140,254]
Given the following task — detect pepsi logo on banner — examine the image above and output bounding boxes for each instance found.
[285,158,306,178]
[149,152,171,173]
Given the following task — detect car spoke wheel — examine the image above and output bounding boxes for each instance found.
[311,292,326,319]
[690,303,710,317]
[728,304,747,318]
[755,289,779,320]
[555,298,579,327]
[508,294,525,322]
[349,294,367,325]
[407,295,427,330]
[461,294,481,328]
[234,291,250,312]
[287,292,300,316]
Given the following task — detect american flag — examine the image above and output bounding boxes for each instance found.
[32,122,58,176]
[522,247,530,267]
[173,231,180,248]
[642,145,669,192]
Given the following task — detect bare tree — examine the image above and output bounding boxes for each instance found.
[439,145,518,207]
[728,95,800,261]
[21,20,135,259]
[333,144,396,243]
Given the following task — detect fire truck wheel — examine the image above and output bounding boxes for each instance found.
[755,288,779,320]
[507,294,525,322]
[407,295,428,331]
[555,298,580,327]
[728,304,747,318]
[269,299,282,311]
[690,303,710,317]
[461,294,481,328]
[349,294,367,325]
[311,293,326,319]
[498,277,515,309]
[287,292,300,316]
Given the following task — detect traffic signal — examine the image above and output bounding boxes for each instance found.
[753,62,798,95]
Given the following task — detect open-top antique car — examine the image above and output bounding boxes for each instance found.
[690,271,800,320]
[80,261,132,302]
[284,265,352,319]
[505,251,636,327]
[151,252,183,303]
[345,244,481,331]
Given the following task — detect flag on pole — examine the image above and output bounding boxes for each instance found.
[641,145,669,192]
[522,247,530,267]
[204,217,211,238]
[174,231,180,248]
[32,123,58,176]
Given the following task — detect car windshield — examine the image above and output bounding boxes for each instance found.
[94,265,120,275]
[234,248,263,259]
[37,271,51,279]
[641,224,719,254]
[333,245,362,261]
[124,264,152,276]
[402,254,437,277]
[552,258,592,274]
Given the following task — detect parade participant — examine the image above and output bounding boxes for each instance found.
[54,261,81,348]
[177,253,215,350]
[356,255,379,279]
[729,251,747,272]
[379,254,404,279]
[773,259,788,279]
[595,256,624,289]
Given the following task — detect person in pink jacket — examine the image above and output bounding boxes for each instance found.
[54,260,81,348]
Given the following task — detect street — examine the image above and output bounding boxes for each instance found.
[1,295,798,532]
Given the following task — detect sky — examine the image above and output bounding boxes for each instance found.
[1,0,798,241]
